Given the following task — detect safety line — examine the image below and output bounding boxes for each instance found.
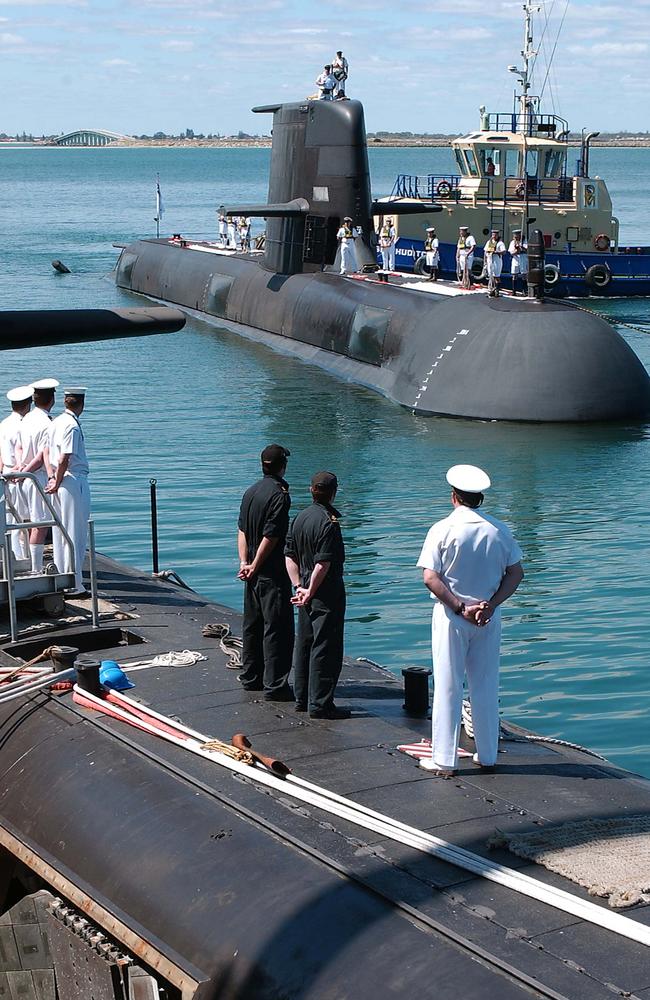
[73,686,650,948]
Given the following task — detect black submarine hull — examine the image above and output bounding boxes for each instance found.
[116,239,650,422]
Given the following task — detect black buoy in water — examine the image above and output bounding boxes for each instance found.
[51,259,71,274]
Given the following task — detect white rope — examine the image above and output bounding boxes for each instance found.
[107,650,208,673]
[76,685,650,948]
[0,669,74,705]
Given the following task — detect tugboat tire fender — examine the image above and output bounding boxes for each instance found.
[413,256,428,276]
[593,233,611,252]
[515,182,527,198]
[471,258,485,280]
[544,263,560,287]
[585,263,611,289]
[436,180,452,198]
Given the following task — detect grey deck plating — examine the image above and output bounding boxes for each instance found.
[1,557,649,999]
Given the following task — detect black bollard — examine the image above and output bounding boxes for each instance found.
[75,656,103,696]
[402,667,431,716]
[50,646,79,670]
[527,229,545,301]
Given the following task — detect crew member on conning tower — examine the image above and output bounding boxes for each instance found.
[316,65,337,100]
[47,386,91,596]
[337,216,358,274]
[332,51,348,99]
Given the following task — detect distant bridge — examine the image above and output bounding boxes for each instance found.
[54,129,131,147]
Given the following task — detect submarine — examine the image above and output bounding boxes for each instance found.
[115,99,650,423]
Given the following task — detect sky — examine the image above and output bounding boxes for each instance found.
[1,0,649,136]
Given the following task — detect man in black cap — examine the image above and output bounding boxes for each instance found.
[285,471,349,720]
[237,444,294,700]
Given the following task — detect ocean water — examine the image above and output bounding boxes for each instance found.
[0,145,649,776]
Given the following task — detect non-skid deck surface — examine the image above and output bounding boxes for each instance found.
[12,555,650,999]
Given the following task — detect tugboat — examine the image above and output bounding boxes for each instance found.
[380,1,650,297]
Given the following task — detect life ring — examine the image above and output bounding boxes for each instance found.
[414,256,428,276]
[436,180,452,198]
[593,233,611,252]
[515,182,526,199]
[544,263,560,287]
[471,258,485,280]
[585,263,611,289]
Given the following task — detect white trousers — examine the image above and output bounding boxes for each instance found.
[486,255,503,278]
[425,251,440,268]
[340,243,357,274]
[431,602,502,768]
[388,244,396,270]
[53,473,91,590]
[380,247,391,270]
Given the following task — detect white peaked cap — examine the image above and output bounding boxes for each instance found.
[6,385,33,402]
[64,386,88,395]
[426,227,436,232]
[446,464,491,493]
[30,378,59,390]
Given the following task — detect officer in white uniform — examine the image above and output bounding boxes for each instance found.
[508,229,528,295]
[484,229,506,297]
[0,385,32,560]
[456,226,476,288]
[227,216,237,249]
[19,378,58,573]
[417,465,524,775]
[47,387,91,595]
[218,211,227,246]
[424,227,440,280]
[378,219,396,272]
[336,217,358,274]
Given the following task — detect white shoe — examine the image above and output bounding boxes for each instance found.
[472,753,496,770]
[418,758,457,776]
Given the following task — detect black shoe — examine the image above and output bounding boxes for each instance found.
[309,705,351,720]
[295,703,308,713]
[264,686,295,703]
[238,676,263,691]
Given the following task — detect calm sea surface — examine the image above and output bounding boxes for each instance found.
[0,145,649,776]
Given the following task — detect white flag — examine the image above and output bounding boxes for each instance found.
[156,176,164,219]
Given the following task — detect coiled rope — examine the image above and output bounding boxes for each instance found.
[201,623,243,669]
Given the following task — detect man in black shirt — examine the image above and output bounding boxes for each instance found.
[237,444,294,700]
[285,471,349,720]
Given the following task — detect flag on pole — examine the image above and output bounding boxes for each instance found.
[155,175,164,220]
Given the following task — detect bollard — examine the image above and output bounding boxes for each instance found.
[402,666,432,717]
[75,656,103,696]
[50,646,79,670]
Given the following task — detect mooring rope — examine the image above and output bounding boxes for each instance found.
[201,623,243,669]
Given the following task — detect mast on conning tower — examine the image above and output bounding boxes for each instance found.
[508,1,542,129]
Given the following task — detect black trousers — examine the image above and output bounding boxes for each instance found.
[240,575,294,693]
[294,590,346,712]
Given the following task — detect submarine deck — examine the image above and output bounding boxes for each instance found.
[2,557,650,999]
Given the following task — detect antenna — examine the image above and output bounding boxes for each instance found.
[508,1,542,128]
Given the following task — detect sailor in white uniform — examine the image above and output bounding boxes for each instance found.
[456,226,476,288]
[332,51,348,98]
[218,211,227,246]
[0,385,32,560]
[484,229,506,297]
[417,465,523,775]
[424,227,440,281]
[378,219,396,272]
[18,378,58,573]
[508,229,528,295]
[336,216,358,274]
[227,216,237,249]
[47,387,91,595]
[315,65,337,100]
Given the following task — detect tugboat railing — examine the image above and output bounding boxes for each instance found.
[390,174,574,206]
[485,111,569,138]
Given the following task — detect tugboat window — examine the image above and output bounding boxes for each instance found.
[525,149,539,177]
[453,148,467,175]
[464,149,479,177]
[543,148,566,178]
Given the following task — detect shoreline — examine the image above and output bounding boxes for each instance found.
[3,137,650,150]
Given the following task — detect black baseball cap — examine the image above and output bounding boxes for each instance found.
[311,471,338,490]
[261,444,290,465]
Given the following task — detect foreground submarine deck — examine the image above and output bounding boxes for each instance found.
[1,557,649,999]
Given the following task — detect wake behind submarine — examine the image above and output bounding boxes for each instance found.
[115,99,650,422]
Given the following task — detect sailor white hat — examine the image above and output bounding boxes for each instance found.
[30,378,59,390]
[63,386,88,395]
[6,385,33,402]
[446,464,491,493]
[426,226,436,232]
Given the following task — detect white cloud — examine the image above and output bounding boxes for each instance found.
[568,41,648,56]
[102,57,132,66]
[0,30,22,41]
[161,38,194,50]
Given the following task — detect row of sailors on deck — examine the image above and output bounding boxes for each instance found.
[217,214,252,251]
[0,380,90,596]
[456,226,528,294]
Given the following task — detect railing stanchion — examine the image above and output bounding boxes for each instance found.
[88,519,99,630]
[4,531,18,643]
